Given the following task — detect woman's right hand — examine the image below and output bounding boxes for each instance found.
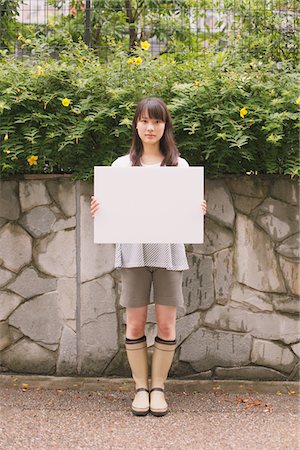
[91,196,100,218]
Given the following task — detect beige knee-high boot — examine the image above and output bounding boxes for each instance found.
[125,338,149,416]
[150,337,176,416]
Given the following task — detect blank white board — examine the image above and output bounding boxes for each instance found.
[94,166,204,243]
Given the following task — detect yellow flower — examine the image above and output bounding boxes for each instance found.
[27,155,38,166]
[5,150,11,154]
[296,96,300,105]
[141,41,150,50]
[240,107,248,118]
[37,66,43,76]
[17,33,23,41]
[135,56,142,65]
[4,133,8,141]
[62,98,71,107]
[127,58,134,65]
[194,81,201,87]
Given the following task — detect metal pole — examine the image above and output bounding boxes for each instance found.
[84,0,91,47]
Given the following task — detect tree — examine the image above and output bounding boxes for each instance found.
[0,0,22,50]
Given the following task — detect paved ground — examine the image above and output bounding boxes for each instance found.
[0,376,299,450]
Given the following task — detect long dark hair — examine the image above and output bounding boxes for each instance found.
[129,97,180,166]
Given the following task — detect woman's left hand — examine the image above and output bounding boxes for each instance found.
[201,199,207,215]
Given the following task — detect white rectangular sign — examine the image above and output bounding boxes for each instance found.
[94,166,204,243]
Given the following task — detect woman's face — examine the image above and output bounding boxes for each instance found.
[136,110,166,147]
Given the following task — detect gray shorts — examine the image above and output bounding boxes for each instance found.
[119,267,184,308]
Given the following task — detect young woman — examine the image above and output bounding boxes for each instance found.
[91,97,206,417]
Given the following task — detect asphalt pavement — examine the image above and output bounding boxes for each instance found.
[0,375,299,450]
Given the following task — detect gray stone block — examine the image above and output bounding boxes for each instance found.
[8,267,57,299]
[214,366,287,381]
[79,313,118,376]
[226,175,270,198]
[80,275,116,326]
[288,362,300,380]
[146,303,156,323]
[144,323,158,347]
[173,369,213,379]
[0,268,14,288]
[57,278,76,322]
[252,198,299,241]
[104,349,131,377]
[270,178,299,206]
[291,343,300,358]
[52,216,76,232]
[205,179,235,228]
[0,322,11,351]
[8,325,23,344]
[190,218,234,255]
[276,233,300,259]
[0,223,32,272]
[232,193,263,214]
[251,339,297,373]
[0,181,20,220]
[235,214,286,292]
[34,230,76,278]
[56,325,77,375]
[183,254,214,313]
[179,328,252,372]
[203,305,299,344]
[213,248,233,304]
[279,256,300,296]
[170,358,204,378]
[9,292,63,351]
[46,180,76,217]
[19,206,56,238]
[19,181,51,212]
[230,284,273,312]
[0,219,7,229]
[80,194,115,283]
[0,292,23,320]
[79,275,118,375]
[272,295,300,314]
[1,338,56,374]
[176,312,200,346]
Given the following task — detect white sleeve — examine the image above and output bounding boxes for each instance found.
[111,155,131,167]
[178,157,189,167]
[111,158,121,167]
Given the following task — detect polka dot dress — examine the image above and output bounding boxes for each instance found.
[112,154,189,272]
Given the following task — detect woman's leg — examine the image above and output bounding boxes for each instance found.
[155,304,177,340]
[125,306,149,415]
[126,306,148,339]
[150,305,177,416]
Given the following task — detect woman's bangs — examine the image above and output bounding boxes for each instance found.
[139,101,167,122]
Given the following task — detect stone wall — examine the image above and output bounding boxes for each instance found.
[0,175,299,380]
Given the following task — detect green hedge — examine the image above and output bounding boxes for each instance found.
[0,38,299,180]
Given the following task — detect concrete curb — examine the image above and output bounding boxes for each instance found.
[0,374,299,394]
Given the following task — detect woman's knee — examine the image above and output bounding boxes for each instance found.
[126,307,147,339]
[126,322,145,339]
[157,322,176,340]
[155,305,176,340]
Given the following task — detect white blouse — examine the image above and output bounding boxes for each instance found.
[112,154,189,271]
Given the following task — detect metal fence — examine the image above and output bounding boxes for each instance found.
[0,0,299,61]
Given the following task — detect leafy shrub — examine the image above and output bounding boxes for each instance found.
[0,35,299,180]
